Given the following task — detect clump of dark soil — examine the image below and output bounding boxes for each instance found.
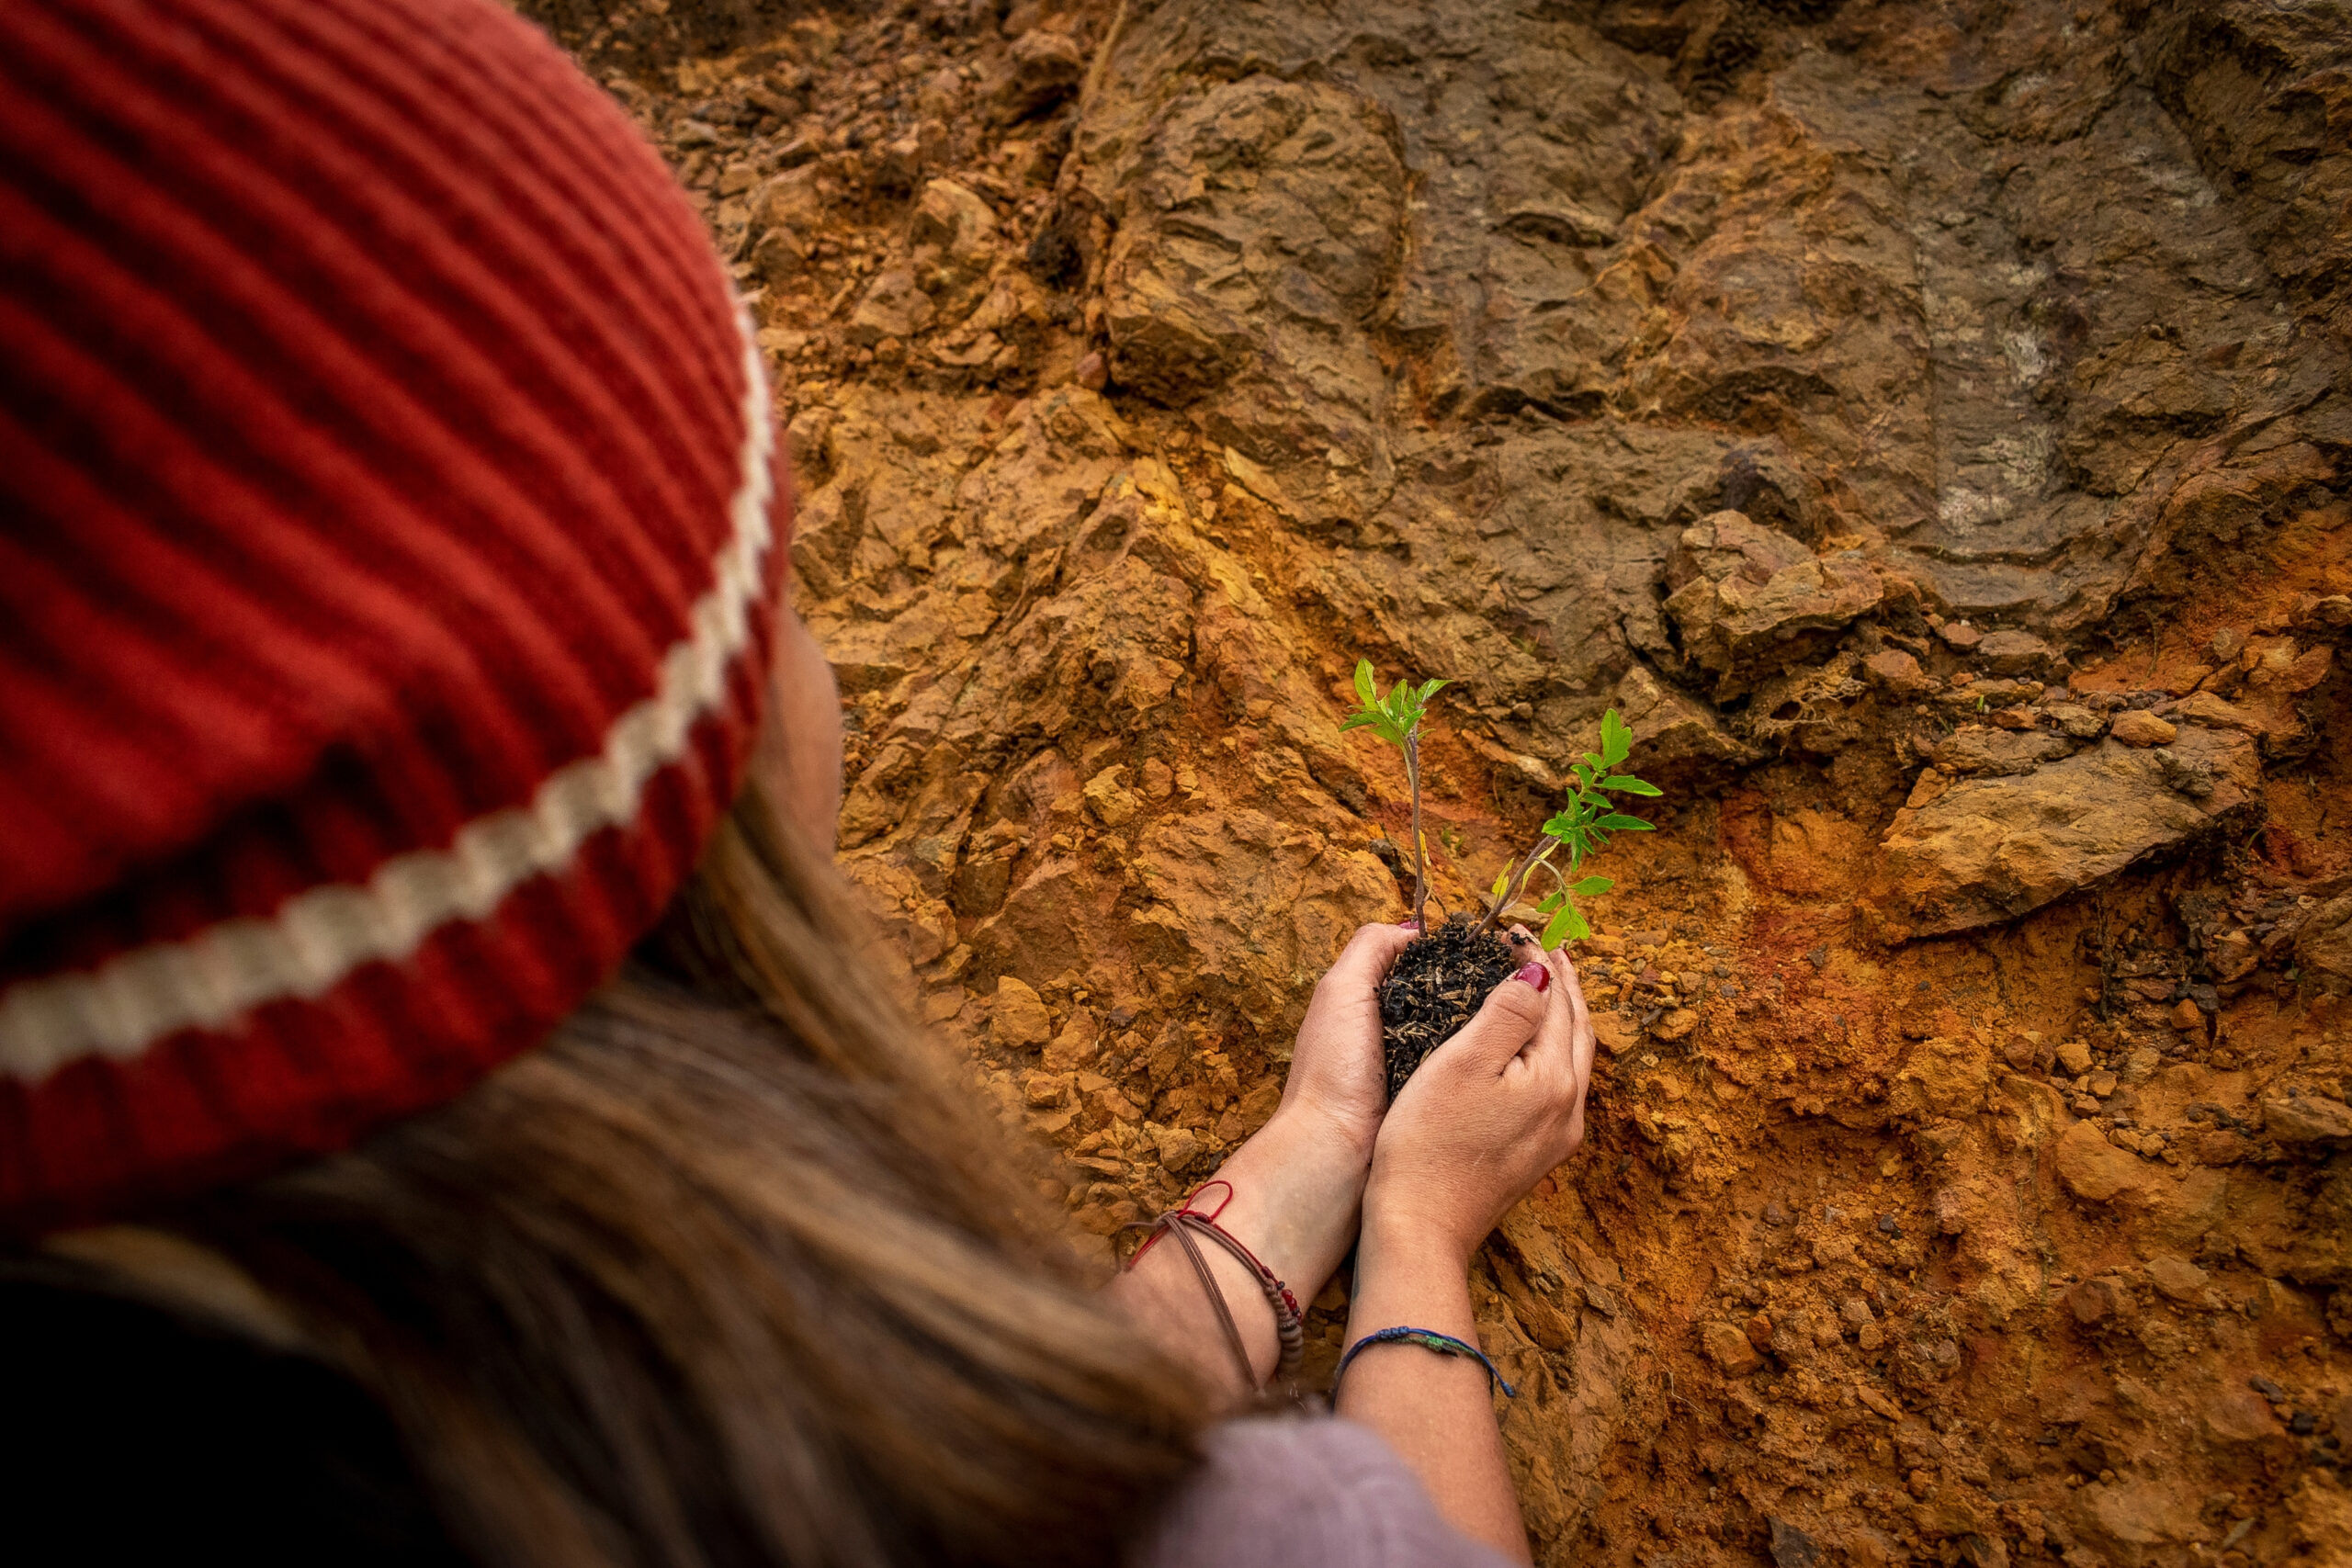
[1378,916,1524,1097]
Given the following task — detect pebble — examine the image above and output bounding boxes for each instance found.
[2109,709,2178,747]
[1702,1320,1762,1375]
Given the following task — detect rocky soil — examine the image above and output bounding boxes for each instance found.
[527,0,2352,1561]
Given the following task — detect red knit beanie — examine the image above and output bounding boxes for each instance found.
[0,0,789,1231]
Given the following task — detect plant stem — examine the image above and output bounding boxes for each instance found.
[1406,734,1430,931]
[1474,839,1550,937]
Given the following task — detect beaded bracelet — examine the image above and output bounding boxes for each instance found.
[1336,1325,1519,1398]
[1124,1180,1305,1391]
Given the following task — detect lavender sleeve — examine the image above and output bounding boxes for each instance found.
[1132,1416,1520,1568]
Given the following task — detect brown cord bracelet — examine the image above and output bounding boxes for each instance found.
[1124,1181,1305,1393]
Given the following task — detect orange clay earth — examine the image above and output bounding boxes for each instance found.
[532,0,2352,1561]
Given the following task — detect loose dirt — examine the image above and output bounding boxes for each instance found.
[527,0,2352,1562]
[1383,916,1529,1098]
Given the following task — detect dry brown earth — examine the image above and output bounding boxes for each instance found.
[526,0,2352,1561]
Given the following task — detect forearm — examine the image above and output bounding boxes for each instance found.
[1105,1106,1368,1404]
[1335,1224,1531,1564]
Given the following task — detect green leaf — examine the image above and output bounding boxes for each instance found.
[1490,870,1510,899]
[1419,678,1450,704]
[1583,752,1606,772]
[1339,711,1381,732]
[1570,761,1595,789]
[1600,707,1632,767]
[1543,900,1591,948]
[1353,659,1376,708]
[1600,775,1662,795]
[1596,813,1653,831]
[1570,874,1615,896]
[1536,891,1566,913]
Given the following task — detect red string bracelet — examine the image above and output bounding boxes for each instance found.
[1124,1181,1305,1390]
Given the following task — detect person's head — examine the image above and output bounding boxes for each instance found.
[0,1,1198,1562]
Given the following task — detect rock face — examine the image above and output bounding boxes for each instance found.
[1870,728,2262,938]
[530,0,2352,1561]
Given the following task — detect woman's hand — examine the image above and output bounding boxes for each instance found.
[1362,933,1595,1265]
[1105,919,1413,1404]
[1337,934,1596,1564]
[1277,920,1417,1160]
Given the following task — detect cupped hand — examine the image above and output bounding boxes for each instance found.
[1278,920,1417,1159]
[1362,931,1597,1264]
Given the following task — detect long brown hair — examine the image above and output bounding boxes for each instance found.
[35,778,1204,1567]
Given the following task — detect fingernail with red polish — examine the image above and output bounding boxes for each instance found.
[1398,919,1421,931]
[1514,962,1550,992]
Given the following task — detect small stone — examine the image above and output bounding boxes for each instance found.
[1152,1123,1206,1175]
[2205,1387,2285,1444]
[2057,1121,2149,1202]
[2067,1277,2135,1325]
[2169,998,2206,1032]
[1769,1517,1823,1568]
[2305,593,2352,628]
[1907,1468,1935,1500]
[2210,626,2248,663]
[2263,1093,2352,1143]
[1857,1322,1885,1350]
[2281,645,2333,693]
[2144,1255,2211,1303]
[2088,1068,2118,1097]
[1857,1384,1902,1419]
[1744,1310,1775,1351]
[1593,1012,1639,1055]
[1022,1071,1067,1109]
[1082,764,1141,827]
[1939,620,1984,651]
[2109,709,2178,747]
[2056,1038,2093,1075]
[990,976,1054,1049]
[1074,350,1109,390]
[1864,649,1930,695]
[1654,1007,1700,1042]
[2046,702,2109,739]
[1702,1320,1762,1375]
[1978,628,2057,675]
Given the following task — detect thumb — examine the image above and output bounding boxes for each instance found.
[1429,960,1551,1077]
[1319,921,1418,998]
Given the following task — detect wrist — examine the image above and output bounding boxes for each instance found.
[1359,1190,1479,1276]
[1264,1099,1380,1178]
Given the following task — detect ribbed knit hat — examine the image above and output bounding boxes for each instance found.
[0,0,788,1230]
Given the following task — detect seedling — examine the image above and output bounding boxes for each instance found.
[1340,660,1447,931]
[1341,663,1664,1094]
[1470,705,1660,948]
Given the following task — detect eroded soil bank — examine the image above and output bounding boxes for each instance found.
[529,0,2352,1561]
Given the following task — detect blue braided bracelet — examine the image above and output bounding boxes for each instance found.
[1335,1326,1518,1398]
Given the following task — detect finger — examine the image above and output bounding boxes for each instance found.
[1427,954,1551,1077]
[1510,939,1580,1085]
[1317,921,1417,999]
[1554,945,1595,1084]
[1544,946,1597,1148]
